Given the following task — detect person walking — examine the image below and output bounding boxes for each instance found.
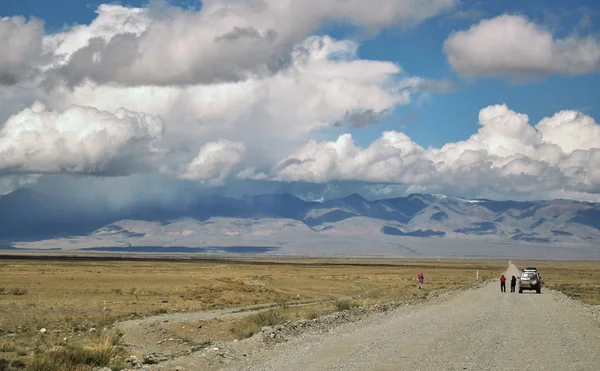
[417,272,424,289]
[500,275,506,292]
[510,275,517,292]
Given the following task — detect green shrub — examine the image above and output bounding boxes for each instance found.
[333,299,358,311]
[8,288,27,296]
[27,331,123,371]
[230,308,287,339]
[251,309,284,327]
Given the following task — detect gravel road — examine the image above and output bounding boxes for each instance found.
[223,263,600,371]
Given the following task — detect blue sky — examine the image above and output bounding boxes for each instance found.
[326,0,600,148]
[0,0,599,201]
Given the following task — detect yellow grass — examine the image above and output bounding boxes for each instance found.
[514,260,600,305]
[0,257,506,370]
[25,330,125,371]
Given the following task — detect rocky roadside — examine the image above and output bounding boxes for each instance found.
[93,283,599,371]
[117,279,493,370]
[545,288,600,322]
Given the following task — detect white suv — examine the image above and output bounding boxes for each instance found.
[519,268,543,294]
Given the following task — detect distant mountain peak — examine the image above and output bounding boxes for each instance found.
[406,193,436,202]
[1,188,599,244]
[2,187,38,199]
[0,187,45,208]
[342,193,368,202]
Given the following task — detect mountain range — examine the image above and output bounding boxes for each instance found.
[1,188,600,258]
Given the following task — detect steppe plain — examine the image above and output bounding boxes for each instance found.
[0,255,598,370]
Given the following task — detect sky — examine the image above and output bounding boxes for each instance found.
[1,0,600,203]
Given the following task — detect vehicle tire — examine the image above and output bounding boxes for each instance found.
[519,289,522,293]
[536,288,541,294]
[530,277,539,287]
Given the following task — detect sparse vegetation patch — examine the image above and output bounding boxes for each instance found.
[0,257,506,369]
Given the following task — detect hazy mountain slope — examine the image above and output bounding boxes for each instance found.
[11,215,599,259]
[2,188,600,252]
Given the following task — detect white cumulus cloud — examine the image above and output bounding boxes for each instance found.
[47,35,419,163]
[178,140,246,185]
[444,14,600,77]
[0,2,455,191]
[274,104,600,195]
[0,102,164,175]
[274,131,427,183]
[42,1,456,86]
[2,2,600,202]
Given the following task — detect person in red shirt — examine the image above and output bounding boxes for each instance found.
[500,275,506,292]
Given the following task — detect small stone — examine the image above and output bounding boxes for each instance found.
[125,355,142,367]
[39,328,47,334]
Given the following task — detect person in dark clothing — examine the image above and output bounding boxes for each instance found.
[500,275,506,292]
[510,275,517,292]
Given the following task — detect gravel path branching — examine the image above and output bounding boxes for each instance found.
[132,264,600,371]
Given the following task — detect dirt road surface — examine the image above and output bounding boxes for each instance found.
[217,263,600,371]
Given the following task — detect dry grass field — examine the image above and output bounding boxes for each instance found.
[514,260,600,305]
[0,257,505,370]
